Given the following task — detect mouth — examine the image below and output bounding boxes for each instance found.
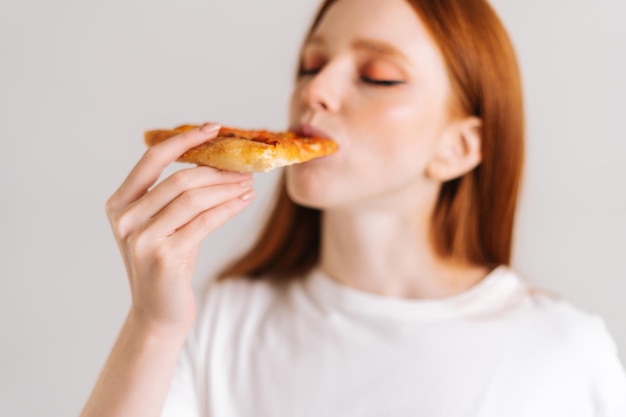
[289,123,333,141]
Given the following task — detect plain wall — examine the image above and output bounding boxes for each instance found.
[1,0,624,415]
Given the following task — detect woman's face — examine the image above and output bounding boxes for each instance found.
[287,0,458,212]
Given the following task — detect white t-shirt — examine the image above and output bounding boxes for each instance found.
[162,266,626,417]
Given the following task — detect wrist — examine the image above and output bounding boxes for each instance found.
[125,310,191,349]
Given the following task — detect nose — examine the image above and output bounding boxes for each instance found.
[300,64,342,113]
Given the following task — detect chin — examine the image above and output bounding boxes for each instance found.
[286,167,325,209]
[285,164,338,209]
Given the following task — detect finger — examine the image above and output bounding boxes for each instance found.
[128,166,251,222]
[169,189,255,252]
[142,181,254,238]
[110,123,222,210]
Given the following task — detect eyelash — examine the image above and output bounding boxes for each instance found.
[360,76,404,86]
[298,68,404,87]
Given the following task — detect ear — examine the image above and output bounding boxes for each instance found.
[426,117,482,182]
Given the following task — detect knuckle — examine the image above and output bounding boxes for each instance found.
[104,195,117,216]
[142,147,168,171]
[180,189,203,209]
[225,198,247,214]
[128,230,150,254]
[143,146,159,163]
[179,129,197,142]
[113,212,132,239]
[170,170,192,191]
[197,200,242,231]
[197,210,219,230]
[169,129,198,149]
[128,237,159,266]
[153,242,174,263]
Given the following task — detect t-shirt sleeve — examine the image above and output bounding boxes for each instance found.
[160,278,227,417]
[160,337,201,417]
[160,280,219,417]
[586,319,626,417]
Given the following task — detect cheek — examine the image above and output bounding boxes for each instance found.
[288,81,312,125]
[350,94,440,168]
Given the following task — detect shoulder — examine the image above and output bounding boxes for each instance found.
[489,269,626,410]
[477,267,621,368]
[511,271,626,383]
[510,277,610,354]
[515,280,611,351]
[528,298,626,414]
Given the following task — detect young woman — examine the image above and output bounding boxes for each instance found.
[81,0,626,416]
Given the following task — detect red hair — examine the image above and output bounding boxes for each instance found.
[219,0,524,281]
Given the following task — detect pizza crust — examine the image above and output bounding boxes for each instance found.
[144,125,337,173]
[180,137,295,173]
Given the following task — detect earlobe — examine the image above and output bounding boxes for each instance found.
[426,117,482,182]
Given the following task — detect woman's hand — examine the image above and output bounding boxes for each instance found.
[81,123,253,417]
[105,123,254,337]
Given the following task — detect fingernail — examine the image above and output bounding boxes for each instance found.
[239,189,255,201]
[200,123,220,133]
[239,179,253,188]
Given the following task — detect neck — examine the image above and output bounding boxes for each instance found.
[319,207,488,299]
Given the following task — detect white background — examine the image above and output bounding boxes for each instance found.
[0,0,624,416]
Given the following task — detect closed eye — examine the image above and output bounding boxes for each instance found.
[298,68,405,87]
[360,76,405,86]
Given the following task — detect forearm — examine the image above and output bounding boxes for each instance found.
[80,312,188,417]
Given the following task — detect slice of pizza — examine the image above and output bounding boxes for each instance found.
[144,124,338,173]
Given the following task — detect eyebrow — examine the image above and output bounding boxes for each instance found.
[305,35,410,63]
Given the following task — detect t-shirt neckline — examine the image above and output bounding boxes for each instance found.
[305,265,524,321]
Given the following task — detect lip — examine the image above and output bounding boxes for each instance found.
[289,123,333,141]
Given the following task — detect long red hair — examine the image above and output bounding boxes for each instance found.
[219,0,524,281]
